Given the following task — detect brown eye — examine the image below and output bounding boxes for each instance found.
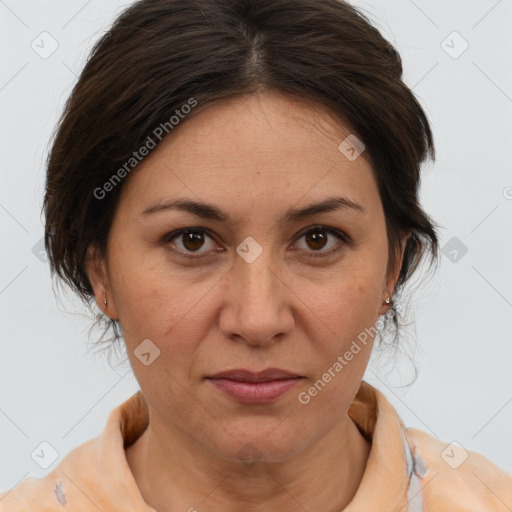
[181,230,206,252]
[295,227,348,257]
[163,226,349,261]
[166,229,217,257]
[304,231,328,250]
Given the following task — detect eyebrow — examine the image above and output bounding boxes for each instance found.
[141,196,365,226]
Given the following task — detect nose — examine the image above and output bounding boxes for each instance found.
[217,248,294,348]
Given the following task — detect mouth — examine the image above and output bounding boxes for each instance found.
[205,368,304,403]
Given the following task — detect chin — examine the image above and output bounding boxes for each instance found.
[210,429,305,465]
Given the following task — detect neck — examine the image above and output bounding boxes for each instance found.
[126,409,371,512]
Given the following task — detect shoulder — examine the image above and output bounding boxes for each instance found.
[0,391,148,512]
[406,427,512,511]
[0,437,99,511]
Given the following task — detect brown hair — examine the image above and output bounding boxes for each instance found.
[43,0,439,350]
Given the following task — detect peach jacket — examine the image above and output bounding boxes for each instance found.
[1,381,511,511]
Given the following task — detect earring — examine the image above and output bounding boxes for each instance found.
[104,297,108,307]
[384,297,391,305]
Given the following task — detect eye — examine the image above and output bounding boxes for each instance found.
[163,226,349,260]
[294,226,349,257]
[163,229,219,259]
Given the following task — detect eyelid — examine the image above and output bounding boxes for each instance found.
[163,225,350,260]
[293,226,350,258]
[162,228,220,260]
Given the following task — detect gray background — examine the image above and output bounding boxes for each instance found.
[1,0,511,491]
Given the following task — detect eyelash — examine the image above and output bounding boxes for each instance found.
[162,226,350,261]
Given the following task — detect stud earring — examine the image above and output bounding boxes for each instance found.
[384,297,391,305]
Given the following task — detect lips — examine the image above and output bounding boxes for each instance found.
[206,368,304,403]
[207,368,302,382]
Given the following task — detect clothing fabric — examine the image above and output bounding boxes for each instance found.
[1,381,511,511]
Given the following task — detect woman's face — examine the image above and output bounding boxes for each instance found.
[87,91,404,462]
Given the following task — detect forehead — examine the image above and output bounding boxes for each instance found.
[157,91,370,165]
[117,91,380,221]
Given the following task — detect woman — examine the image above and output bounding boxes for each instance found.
[1,0,510,510]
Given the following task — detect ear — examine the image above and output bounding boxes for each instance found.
[378,231,410,316]
[85,244,118,319]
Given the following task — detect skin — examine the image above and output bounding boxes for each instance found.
[86,90,408,512]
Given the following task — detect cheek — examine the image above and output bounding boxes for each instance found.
[109,250,217,373]
[305,254,387,381]
[107,248,177,342]
[298,285,380,422]
[318,257,388,337]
